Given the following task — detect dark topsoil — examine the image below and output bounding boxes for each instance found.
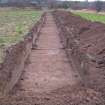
[53,10,105,100]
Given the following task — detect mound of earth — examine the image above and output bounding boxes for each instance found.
[53,10,105,100]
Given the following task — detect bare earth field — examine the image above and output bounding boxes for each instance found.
[0,9,105,105]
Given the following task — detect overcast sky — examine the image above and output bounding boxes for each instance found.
[61,0,105,2]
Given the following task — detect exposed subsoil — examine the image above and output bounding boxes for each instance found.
[0,12,105,105]
[53,10,105,103]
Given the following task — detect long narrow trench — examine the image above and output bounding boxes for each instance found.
[3,13,81,104]
[16,13,79,95]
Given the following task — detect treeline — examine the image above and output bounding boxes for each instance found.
[0,0,40,7]
[0,0,104,12]
[53,1,105,12]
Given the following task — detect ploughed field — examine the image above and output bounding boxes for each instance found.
[0,8,42,63]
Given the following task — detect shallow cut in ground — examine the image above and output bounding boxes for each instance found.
[0,12,102,105]
[16,13,79,96]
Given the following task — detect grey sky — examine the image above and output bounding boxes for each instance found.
[61,0,105,1]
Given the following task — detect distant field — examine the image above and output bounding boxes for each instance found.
[0,8,42,63]
[73,12,105,23]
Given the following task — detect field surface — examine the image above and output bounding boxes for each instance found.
[0,8,42,62]
[73,12,105,23]
[1,11,105,105]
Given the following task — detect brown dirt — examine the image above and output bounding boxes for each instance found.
[0,12,104,105]
[16,13,79,95]
[0,13,45,94]
[53,11,105,56]
[53,10,105,103]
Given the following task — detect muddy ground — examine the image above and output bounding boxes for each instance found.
[53,10,105,102]
[0,11,105,105]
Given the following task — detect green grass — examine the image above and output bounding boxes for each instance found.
[0,8,42,63]
[0,9,42,46]
[73,12,105,23]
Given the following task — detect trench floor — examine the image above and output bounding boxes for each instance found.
[1,13,83,105]
[16,13,80,95]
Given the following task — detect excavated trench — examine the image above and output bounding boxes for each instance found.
[0,12,105,105]
[15,13,80,96]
